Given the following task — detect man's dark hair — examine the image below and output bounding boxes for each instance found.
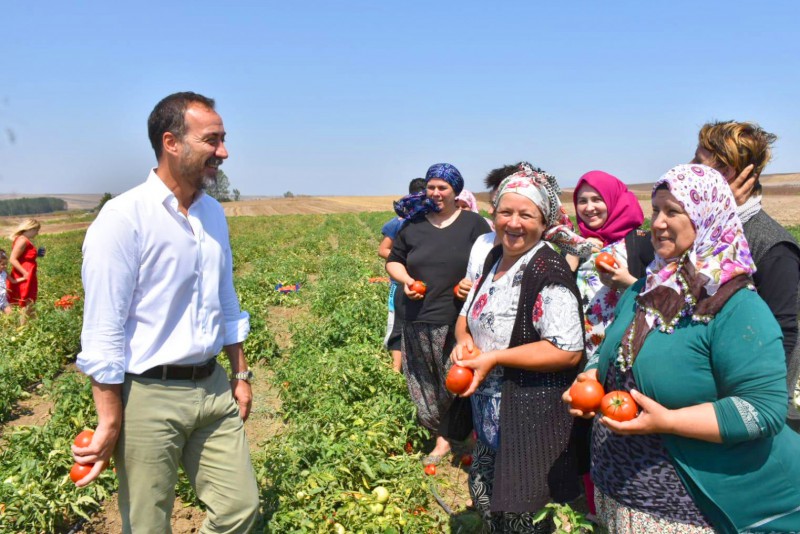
[148,92,216,160]
[408,178,426,194]
[484,161,543,192]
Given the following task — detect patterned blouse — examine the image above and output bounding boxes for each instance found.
[576,239,628,366]
[461,241,584,449]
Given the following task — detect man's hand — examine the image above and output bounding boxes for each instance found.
[729,163,756,206]
[71,381,122,487]
[230,379,253,421]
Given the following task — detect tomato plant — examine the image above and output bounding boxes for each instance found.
[74,429,95,448]
[595,251,617,270]
[600,390,638,422]
[569,379,605,413]
[446,365,474,395]
[409,280,427,295]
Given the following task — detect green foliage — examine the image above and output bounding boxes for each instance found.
[96,192,114,212]
[0,197,67,216]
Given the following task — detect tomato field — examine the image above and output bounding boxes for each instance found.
[1,213,798,533]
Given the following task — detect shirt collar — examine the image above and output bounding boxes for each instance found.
[145,169,206,210]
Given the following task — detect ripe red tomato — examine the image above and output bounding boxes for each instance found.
[74,429,95,448]
[453,285,461,297]
[424,464,436,476]
[595,252,618,270]
[410,280,427,295]
[460,454,473,467]
[446,365,474,395]
[600,391,638,422]
[569,379,605,413]
[70,462,93,483]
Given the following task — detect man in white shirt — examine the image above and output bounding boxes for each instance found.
[72,92,259,532]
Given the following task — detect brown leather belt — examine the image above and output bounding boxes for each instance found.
[134,359,217,380]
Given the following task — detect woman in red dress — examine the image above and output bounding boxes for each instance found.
[7,218,42,312]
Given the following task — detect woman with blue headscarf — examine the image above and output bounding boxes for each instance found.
[387,163,491,464]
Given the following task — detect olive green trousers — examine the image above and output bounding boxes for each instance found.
[116,364,259,533]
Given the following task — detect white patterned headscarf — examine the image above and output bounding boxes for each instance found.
[495,164,593,259]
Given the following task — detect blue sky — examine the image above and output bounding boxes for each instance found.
[2,1,799,197]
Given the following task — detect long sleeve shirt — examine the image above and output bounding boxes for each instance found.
[77,170,249,384]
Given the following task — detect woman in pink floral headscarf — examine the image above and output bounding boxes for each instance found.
[565,164,800,533]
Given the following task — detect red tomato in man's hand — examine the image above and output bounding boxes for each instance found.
[595,252,618,270]
[410,281,427,295]
[569,379,605,413]
[70,462,93,483]
[424,464,437,476]
[74,429,95,448]
[600,391,639,422]
[446,365,475,395]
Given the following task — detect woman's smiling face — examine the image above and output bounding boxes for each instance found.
[495,192,547,259]
[651,187,696,260]
[575,183,608,230]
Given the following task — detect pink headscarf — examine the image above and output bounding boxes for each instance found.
[456,189,479,212]
[573,170,644,246]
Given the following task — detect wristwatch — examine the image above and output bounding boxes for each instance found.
[232,369,254,383]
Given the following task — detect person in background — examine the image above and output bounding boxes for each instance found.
[6,218,42,317]
[565,164,800,533]
[452,165,592,532]
[691,120,800,432]
[0,249,13,315]
[386,163,491,465]
[378,177,426,372]
[73,92,259,532]
[456,189,479,212]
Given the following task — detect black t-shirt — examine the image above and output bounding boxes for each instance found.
[388,210,491,325]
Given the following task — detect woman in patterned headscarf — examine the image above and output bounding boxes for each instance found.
[451,164,592,533]
[386,163,491,464]
[565,164,800,533]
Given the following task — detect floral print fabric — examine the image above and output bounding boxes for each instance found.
[463,242,584,449]
[577,239,628,366]
[641,164,756,328]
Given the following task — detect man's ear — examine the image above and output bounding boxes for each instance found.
[162,131,180,157]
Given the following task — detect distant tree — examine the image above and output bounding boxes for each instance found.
[232,188,241,202]
[96,192,114,212]
[284,191,294,198]
[0,197,67,216]
[206,169,232,202]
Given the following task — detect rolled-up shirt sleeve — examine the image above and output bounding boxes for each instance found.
[76,207,139,384]
[219,221,250,346]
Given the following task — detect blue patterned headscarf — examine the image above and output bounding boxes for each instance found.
[393,192,439,221]
[426,163,464,195]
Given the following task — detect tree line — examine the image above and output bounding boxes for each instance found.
[0,197,67,216]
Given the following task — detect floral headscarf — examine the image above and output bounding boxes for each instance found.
[616,164,755,371]
[573,170,644,246]
[426,163,464,195]
[456,189,479,212]
[495,164,593,259]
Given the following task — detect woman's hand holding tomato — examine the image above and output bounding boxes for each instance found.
[453,277,473,301]
[450,342,496,398]
[595,253,637,291]
[405,280,426,300]
[562,369,601,418]
[600,389,674,436]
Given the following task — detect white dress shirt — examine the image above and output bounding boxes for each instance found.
[77,170,250,384]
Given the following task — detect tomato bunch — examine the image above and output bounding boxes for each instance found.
[54,294,81,309]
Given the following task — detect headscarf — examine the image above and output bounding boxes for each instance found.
[573,170,644,245]
[455,189,479,212]
[426,163,464,195]
[393,162,464,221]
[495,164,593,259]
[617,164,755,371]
